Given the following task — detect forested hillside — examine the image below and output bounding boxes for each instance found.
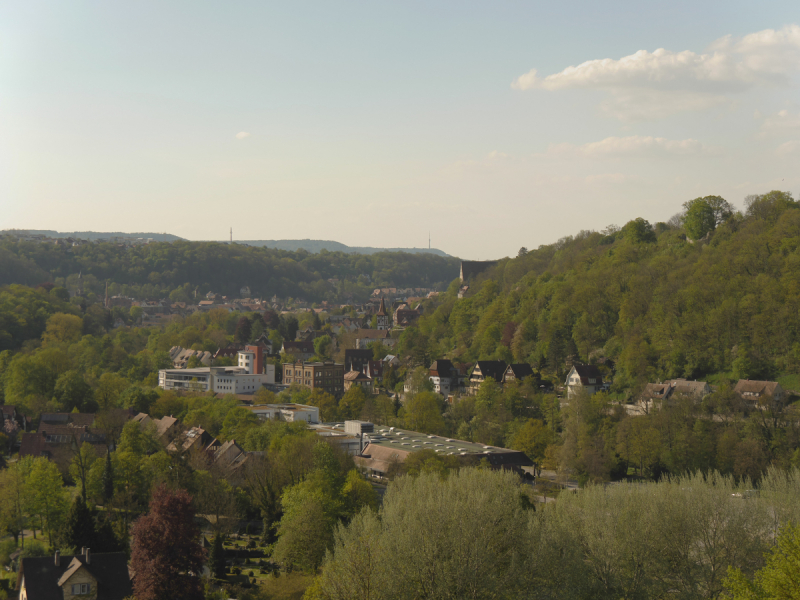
[0,240,460,303]
[399,191,800,388]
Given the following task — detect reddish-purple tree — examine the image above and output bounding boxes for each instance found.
[131,485,207,600]
[501,321,518,348]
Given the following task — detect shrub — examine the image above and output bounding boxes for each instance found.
[0,540,18,567]
[19,541,47,559]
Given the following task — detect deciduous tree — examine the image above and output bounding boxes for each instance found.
[130,485,206,600]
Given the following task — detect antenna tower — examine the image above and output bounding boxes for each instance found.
[230,227,232,243]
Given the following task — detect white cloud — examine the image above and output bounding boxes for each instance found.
[512,25,800,119]
[541,135,707,158]
[776,140,800,156]
[759,109,800,135]
[486,150,510,160]
[235,131,251,139]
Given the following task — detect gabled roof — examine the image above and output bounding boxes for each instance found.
[344,369,371,382]
[570,363,603,385]
[214,439,245,466]
[57,557,91,586]
[505,364,534,380]
[664,379,708,397]
[429,359,455,377]
[734,380,782,396]
[282,340,314,352]
[471,361,508,382]
[155,416,179,438]
[641,383,671,400]
[18,552,132,600]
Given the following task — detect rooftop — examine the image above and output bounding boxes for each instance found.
[359,426,521,457]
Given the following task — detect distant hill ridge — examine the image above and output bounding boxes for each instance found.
[4,231,450,256]
[6,230,185,242]
[237,239,451,257]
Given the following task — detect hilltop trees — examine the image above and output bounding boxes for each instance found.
[399,190,800,386]
[0,239,460,303]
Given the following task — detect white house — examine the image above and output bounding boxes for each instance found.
[565,363,604,399]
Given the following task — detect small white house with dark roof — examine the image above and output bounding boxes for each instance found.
[17,548,132,600]
[566,363,604,399]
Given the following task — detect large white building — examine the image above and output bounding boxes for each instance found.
[158,350,275,394]
[244,403,319,424]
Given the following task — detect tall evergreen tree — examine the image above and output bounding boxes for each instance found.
[209,534,226,579]
[94,514,121,553]
[65,496,96,552]
[102,451,114,503]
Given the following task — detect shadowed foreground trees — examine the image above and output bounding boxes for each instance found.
[724,524,800,600]
[131,485,207,600]
[308,467,800,600]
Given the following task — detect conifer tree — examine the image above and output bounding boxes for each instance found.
[102,451,114,503]
[65,496,96,552]
[94,513,121,553]
[209,534,226,579]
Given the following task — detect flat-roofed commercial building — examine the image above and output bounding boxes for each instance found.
[309,423,364,455]
[355,426,533,478]
[158,350,275,394]
[158,365,274,394]
[243,403,320,424]
[282,361,344,398]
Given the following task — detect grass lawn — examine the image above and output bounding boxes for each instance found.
[228,572,313,600]
[777,373,800,393]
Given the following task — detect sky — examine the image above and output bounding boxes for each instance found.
[2,1,800,259]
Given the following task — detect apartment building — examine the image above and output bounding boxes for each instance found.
[282,361,345,398]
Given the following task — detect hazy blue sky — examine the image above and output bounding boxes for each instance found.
[2,1,800,258]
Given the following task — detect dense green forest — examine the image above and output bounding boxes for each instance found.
[383,191,800,483]
[398,191,800,387]
[0,239,460,303]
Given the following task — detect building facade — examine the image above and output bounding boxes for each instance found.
[158,363,274,394]
[244,403,320,424]
[344,369,373,393]
[468,361,508,395]
[376,297,391,330]
[282,361,345,398]
[565,363,604,399]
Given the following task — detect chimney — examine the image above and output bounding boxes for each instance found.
[54,550,60,566]
[85,548,90,564]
